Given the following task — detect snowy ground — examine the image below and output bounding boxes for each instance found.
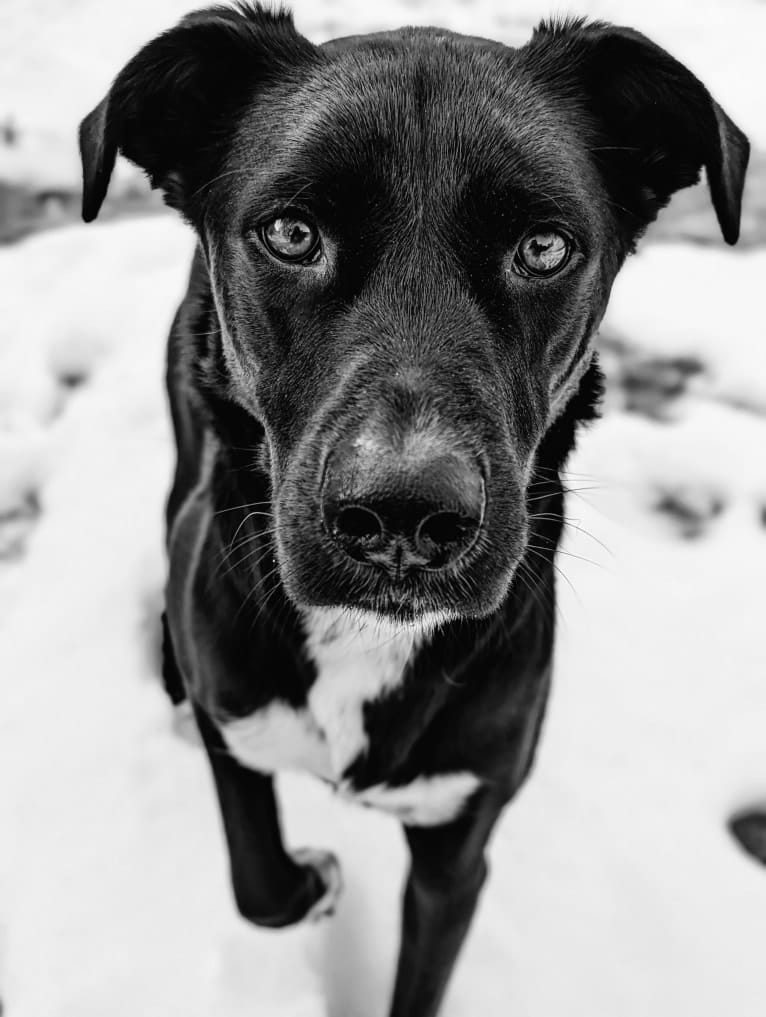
[2,219,766,1017]
[2,2,766,1016]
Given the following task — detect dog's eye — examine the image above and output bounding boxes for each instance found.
[513,230,571,277]
[261,215,320,263]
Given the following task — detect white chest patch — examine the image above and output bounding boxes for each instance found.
[339,772,481,826]
[303,608,420,775]
[221,700,334,781]
[221,609,419,781]
[219,608,480,826]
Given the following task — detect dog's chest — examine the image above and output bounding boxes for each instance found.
[221,610,415,782]
[220,609,480,825]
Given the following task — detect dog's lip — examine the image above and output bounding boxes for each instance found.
[335,596,457,628]
[311,563,486,619]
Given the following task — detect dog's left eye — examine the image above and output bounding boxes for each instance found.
[513,230,571,277]
[260,215,320,263]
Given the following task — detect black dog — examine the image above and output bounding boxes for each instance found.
[79,6,748,1015]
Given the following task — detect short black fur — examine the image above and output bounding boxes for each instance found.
[80,7,748,1017]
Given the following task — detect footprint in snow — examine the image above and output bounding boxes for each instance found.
[621,355,706,421]
[46,330,101,422]
[729,811,766,867]
[652,484,726,539]
[598,333,707,421]
[0,490,41,561]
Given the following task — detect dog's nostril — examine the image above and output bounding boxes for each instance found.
[416,511,476,553]
[334,505,384,542]
[323,441,484,572]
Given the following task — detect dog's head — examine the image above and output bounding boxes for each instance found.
[80,5,748,622]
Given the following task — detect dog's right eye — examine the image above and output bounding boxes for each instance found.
[259,215,321,264]
[512,229,572,278]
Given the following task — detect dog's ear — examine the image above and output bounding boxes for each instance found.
[79,4,318,222]
[527,20,749,244]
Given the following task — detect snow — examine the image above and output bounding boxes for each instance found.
[606,246,766,414]
[2,2,766,1015]
[2,212,765,1017]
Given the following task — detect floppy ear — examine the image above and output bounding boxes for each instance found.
[527,20,749,244]
[78,4,318,222]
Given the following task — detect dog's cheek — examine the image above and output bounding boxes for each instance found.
[522,258,614,433]
[204,257,291,429]
[271,498,334,608]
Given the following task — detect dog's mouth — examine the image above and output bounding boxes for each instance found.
[331,574,466,626]
[273,500,524,624]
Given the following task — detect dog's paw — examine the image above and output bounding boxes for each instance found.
[291,847,343,922]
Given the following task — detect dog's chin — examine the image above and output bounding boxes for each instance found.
[279,553,516,629]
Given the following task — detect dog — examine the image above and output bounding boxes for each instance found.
[78,5,748,1015]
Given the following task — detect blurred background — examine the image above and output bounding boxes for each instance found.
[1,2,765,1017]
[1,0,765,242]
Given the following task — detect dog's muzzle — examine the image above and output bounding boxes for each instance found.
[321,435,485,577]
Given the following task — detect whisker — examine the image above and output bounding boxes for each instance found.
[526,484,601,505]
[532,465,599,481]
[524,546,581,604]
[527,542,604,570]
[529,512,614,557]
[514,559,560,624]
[227,509,273,554]
[191,166,256,200]
[219,535,280,581]
[214,505,272,520]
[239,562,283,628]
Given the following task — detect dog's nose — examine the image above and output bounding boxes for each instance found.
[322,438,484,574]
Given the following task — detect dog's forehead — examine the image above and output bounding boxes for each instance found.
[227,29,598,221]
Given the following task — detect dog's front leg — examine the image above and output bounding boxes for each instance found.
[193,704,341,928]
[389,787,508,1017]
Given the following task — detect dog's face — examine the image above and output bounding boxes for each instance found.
[80,8,747,622]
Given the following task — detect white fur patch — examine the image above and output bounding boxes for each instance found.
[221,701,333,781]
[220,609,478,825]
[340,772,481,826]
[303,608,425,775]
[221,609,424,780]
